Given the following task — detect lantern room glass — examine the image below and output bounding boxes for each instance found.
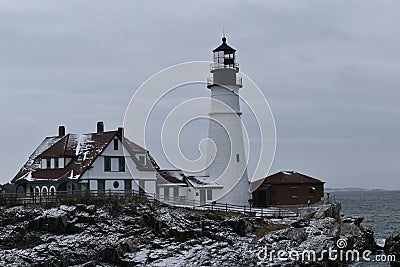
[213,51,235,69]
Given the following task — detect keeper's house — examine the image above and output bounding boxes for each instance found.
[11,122,157,197]
[252,171,324,207]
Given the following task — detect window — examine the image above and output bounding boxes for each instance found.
[174,187,179,197]
[309,186,316,197]
[207,190,213,201]
[46,158,51,169]
[105,156,124,172]
[138,155,146,165]
[290,187,298,198]
[124,180,132,191]
[42,186,48,198]
[119,157,125,172]
[113,139,118,150]
[164,187,170,200]
[50,187,56,196]
[236,154,240,162]
[54,158,59,169]
[224,53,234,59]
[98,180,105,191]
[139,180,145,195]
[104,157,111,172]
[113,181,119,189]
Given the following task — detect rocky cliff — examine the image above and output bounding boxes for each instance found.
[385,230,400,266]
[0,202,376,266]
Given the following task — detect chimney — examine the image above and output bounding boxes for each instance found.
[97,121,104,134]
[58,125,65,137]
[118,127,124,138]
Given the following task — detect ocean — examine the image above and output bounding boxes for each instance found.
[330,190,400,266]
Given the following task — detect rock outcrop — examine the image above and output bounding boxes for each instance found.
[385,229,400,266]
[0,202,376,266]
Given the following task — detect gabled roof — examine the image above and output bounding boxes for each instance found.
[12,130,152,183]
[122,138,156,170]
[260,171,324,184]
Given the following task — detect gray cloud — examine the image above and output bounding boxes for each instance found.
[0,0,399,189]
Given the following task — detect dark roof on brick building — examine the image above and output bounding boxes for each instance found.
[261,171,324,184]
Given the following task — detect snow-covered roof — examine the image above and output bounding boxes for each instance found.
[185,175,222,188]
[156,170,186,185]
[156,170,222,188]
[12,129,153,183]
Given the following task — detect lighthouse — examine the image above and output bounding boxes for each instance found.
[205,37,252,206]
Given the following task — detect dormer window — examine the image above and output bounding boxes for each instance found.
[114,139,118,150]
[41,157,64,169]
[46,158,51,169]
[138,155,146,165]
[76,154,83,163]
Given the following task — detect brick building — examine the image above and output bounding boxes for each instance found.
[252,171,324,207]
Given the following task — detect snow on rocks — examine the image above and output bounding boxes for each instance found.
[0,203,377,266]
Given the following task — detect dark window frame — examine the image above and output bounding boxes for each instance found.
[164,186,170,200]
[138,155,146,165]
[290,187,298,198]
[119,157,125,172]
[124,180,132,191]
[207,189,213,200]
[104,157,111,172]
[139,180,145,195]
[173,187,179,197]
[46,158,51,169]
[309,186,316,197]
[113,139,118,150]
[104,156,125,172]
[98,180,105,191]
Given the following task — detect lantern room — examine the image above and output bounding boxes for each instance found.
[212,37,239,71]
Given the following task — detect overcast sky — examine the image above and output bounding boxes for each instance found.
[1,1,399,189]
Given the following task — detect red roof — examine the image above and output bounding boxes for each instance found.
[12,130,151,183]
[261,171,324,184]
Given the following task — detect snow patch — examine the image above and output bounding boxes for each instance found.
[75,134,87,155]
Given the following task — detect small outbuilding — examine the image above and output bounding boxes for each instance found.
[252,171,324,207]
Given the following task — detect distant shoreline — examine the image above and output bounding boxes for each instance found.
[325,188,399,192]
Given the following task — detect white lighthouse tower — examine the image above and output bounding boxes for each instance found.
[206,37,251,206]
